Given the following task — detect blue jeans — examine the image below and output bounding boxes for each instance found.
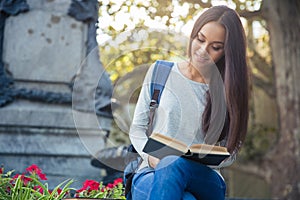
[131,155,226,200]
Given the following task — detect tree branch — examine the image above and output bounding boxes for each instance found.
[238,9,263,20]
[251,74,275,98]
[250,51,274,81]
[246,20,274,91]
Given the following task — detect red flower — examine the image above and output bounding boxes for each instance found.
[12,174,20,180]
[34,185,44,194]
[113,178,123,186]
[11,174,32,185]
[26,164,40,173]
[0,167,3,174]
[106,183,114,189]
[76,180,100,193]
[49,188,62,195]
[103,178,123,190]
[37,172,47,180]
[88,181,100,191]
[56,188,62,195]
[22,175,33,185]
[26,164,47,180]
[6,186,12,192]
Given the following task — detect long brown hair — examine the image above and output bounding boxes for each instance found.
[188,6,249,153]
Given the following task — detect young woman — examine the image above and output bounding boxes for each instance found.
[128,5,249,200]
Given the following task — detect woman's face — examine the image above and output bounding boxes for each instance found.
[191,21,225,68]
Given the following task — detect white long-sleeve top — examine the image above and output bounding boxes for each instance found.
[129,62,236,176]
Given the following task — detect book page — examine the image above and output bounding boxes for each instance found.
[151,133,189,153]
[189,144,230,155]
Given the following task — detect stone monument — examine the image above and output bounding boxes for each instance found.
[0,0,113,188]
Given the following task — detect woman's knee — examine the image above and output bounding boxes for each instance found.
[154,156,190,184]
[131,168,154,199]
[156,155,186,170]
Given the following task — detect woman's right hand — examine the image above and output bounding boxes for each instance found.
[148,155,160,168]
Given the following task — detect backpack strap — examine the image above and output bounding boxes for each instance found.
[146,60,174,137]
[150,60,174,105]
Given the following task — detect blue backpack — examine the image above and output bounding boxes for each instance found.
[124,60,174,198]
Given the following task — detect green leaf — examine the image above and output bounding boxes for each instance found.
[29,177,50,196]
[55,179,75,200]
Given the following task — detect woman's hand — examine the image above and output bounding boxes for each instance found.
[148,155,160,168]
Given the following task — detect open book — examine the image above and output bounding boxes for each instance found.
[143,133,230,166]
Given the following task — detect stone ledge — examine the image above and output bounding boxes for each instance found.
[0,100,112,131]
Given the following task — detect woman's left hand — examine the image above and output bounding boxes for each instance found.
[148,155,160,168]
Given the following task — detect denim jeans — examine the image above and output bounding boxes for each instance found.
[131,155,226,200]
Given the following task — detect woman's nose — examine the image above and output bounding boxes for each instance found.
[197,43,209,55]
[200,42,209,52]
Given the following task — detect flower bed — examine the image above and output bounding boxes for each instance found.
[0,164,126,199]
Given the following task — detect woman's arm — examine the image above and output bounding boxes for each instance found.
[129,64,155,167]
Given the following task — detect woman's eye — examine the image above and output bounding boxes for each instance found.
[197,38,204,43]
[212,46,222,51]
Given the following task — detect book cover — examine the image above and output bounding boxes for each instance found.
[142,133,230,166]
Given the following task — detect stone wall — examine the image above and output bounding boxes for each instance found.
[0,0,113,188]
